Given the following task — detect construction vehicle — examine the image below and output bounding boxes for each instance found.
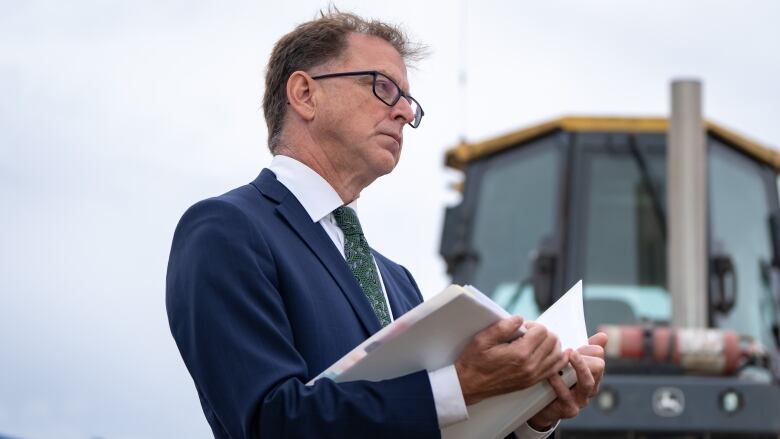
[439,81,780,438]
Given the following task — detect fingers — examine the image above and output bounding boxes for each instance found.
[514,323,565,385]
[514,321,555,352]
[547,372,570,400]
[578,331,607,394]
[570,351,595,404]
[588,331,608,348]
[500,322,547,361]
[580,354,606,396]
[547,373,579,419]
[475,316,525,347]
[579,334,606,397]
[540,348,570,379]
[577,343,604,359]
[456,318,576,403]
[532,327,560,359]
[511,322,557,358]
[556,348,571,371]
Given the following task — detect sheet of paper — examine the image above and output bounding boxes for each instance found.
[536,280,588,350]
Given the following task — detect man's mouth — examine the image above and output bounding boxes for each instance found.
[380,132,402,145]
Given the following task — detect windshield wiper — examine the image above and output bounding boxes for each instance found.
[627,134,667,239]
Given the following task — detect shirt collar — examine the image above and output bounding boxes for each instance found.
[268,155,356,223]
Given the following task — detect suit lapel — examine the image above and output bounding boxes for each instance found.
[252,170,382,336]
[374,255,418,318]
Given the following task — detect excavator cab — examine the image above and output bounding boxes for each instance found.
[440,116,780,437]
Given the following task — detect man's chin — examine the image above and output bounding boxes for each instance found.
[376,161,398,178]
[368,155,399,179]
[375,142,401,167]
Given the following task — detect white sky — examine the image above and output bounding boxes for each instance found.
[1,1,778,438]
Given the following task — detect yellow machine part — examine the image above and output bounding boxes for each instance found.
[445,116,780,171]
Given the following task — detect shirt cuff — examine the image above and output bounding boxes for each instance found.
[428,365,468,428]
[514,420,560,439]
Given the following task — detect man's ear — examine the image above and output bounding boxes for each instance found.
[286,71,317,122]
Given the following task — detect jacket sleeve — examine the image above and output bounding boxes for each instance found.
[166,199,440,439]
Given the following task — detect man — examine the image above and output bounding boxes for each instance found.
[166,10,606,439]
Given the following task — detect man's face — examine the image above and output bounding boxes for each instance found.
[312,33,416,183]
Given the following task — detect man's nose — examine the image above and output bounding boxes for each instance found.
[391,97,415,125]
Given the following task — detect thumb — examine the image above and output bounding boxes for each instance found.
[588,332,608,348]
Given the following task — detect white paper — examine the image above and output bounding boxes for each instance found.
[536,280,588,350]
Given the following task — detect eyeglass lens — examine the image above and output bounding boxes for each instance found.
[372,73,422,128]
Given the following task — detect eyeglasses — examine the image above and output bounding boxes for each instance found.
[311,70,424,128]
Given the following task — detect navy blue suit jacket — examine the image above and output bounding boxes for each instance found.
[166,169,440,438]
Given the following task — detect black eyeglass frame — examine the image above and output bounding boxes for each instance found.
[310,70,424,128]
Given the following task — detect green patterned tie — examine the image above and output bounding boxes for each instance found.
[332,206,392,327]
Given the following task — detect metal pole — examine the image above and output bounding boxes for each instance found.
[669,80,708,328]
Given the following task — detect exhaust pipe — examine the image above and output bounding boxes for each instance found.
[668,80,708,329]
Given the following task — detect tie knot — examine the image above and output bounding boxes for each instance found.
[333,206,364,236]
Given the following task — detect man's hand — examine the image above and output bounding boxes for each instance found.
[527,332,608,430]
[454,316,570,405]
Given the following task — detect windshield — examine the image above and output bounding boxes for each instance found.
[469,136,562,320]
[574,134,779,344]
[573,134,669,332]
[709,140,779,349]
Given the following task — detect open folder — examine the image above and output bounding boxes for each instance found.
[308,281,588,439]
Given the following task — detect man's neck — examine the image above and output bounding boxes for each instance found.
[275,144,371,205]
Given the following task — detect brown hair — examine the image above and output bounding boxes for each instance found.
[262,8,426,153]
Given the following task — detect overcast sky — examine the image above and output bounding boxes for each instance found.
[2,1,779,438]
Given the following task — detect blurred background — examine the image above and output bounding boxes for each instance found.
[1,1,778,438]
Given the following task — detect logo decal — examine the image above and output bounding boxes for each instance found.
[652,387,685,417]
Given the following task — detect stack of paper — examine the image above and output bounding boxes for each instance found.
[309,281,588,439]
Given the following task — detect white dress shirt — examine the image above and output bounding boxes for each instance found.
[268,155,555,438]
